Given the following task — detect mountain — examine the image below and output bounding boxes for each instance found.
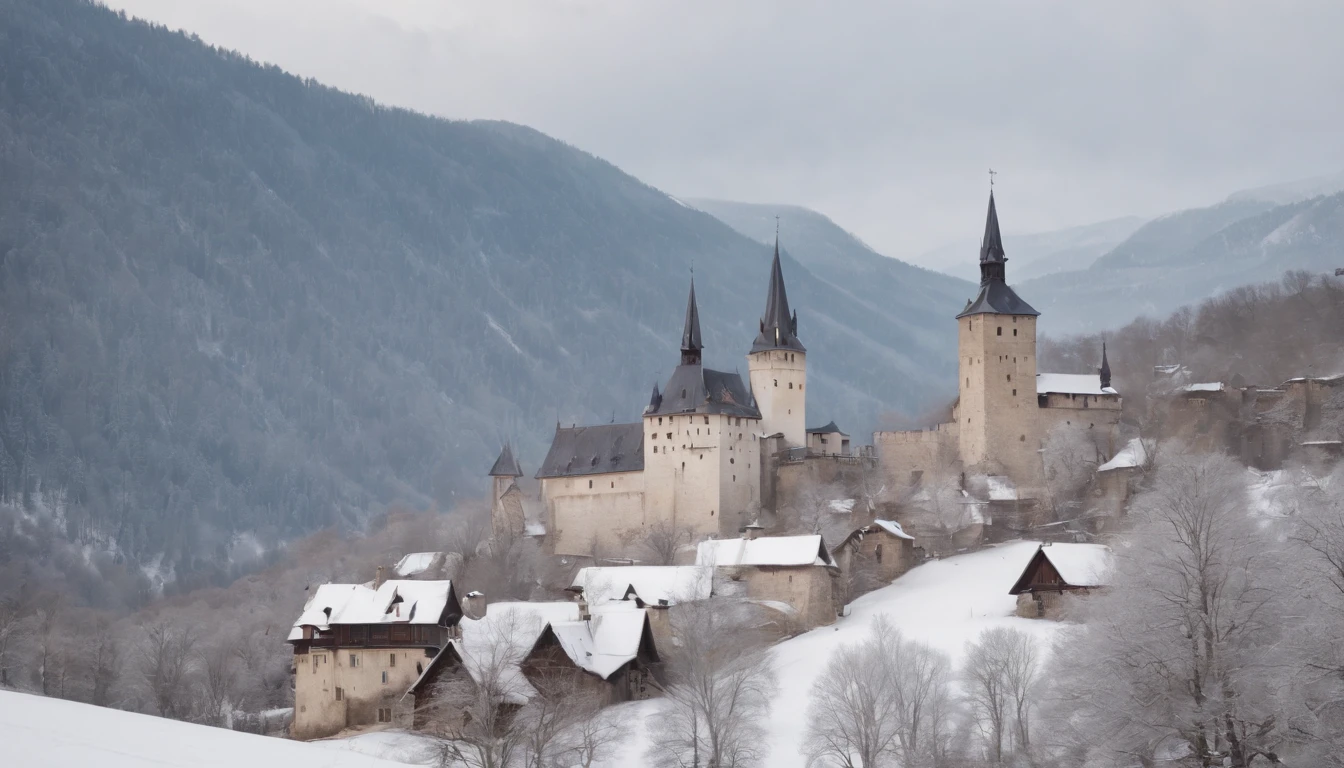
[1227,169,1344,206]
[0,0,964,600]
[1023,192,1344,334]
[925,216,1146,283]
[685,199,973,356]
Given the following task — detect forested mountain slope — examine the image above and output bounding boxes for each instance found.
[1026,192,1344,334]
[0,0,963,600]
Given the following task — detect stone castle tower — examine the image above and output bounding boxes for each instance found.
[747,238,807,447]
[487,444,525,537]
[955,192,1043,485]
[642,278,764,538]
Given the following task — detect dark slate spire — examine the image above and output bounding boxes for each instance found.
[979,191,1007,285]
[488,444,523,477]
[1099,341,1112,390]
[681,278,702,366]
[751,236,807,353]
[957,190,1039,318]
[644,383,663,414]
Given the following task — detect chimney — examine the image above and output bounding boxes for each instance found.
[374,566,386,589]
[742,521,765,541]
[462,591,487,621]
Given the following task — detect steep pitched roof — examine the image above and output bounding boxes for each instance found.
[488,444,523,477]
[751,238,806,353]
[288,580,462,640]
[570,565,714,606]
[540,603,658,680]
[1008,544,1113,595]
[696,534,837,568]
[957,191,1040,318]
[681,278,702,363]
[648,365,762,418]
[535,423,645,478]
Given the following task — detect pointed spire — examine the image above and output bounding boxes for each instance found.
[1099,341,1112,390]
[645,383,662,414]
[751,236,806,353]
[978,191,1008,286]
[488,444,523,477]
[680,277,702,366]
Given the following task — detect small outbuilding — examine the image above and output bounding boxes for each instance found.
[1008,543,1112,619]
[696,534,840,629]
[830,520,917,588]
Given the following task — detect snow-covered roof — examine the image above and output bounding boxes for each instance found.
[547,602,651,679]
[986,475,1017,501]
[394,552,440,577]
[454,601,581,703]
[570,565,712,607]
[1041,544,1113,587]
[1282,373,1344,385]
[1179,382,1224,393]
[696,534,837,568]
[1036,373,1118,396]
[1010,543,1113,594]
[290,580,457,639]
[827,498,857,514]
[1097,438,1147,472]
[1301,440,1344,446]
[872,520,915,540]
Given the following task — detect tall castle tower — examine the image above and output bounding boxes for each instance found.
[955,191,1042,485]
[747,238,807,447]
[487,444,525,537]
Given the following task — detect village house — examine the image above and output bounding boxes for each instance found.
[1008,543,1113,620]
[288,574,463,740]
[568,565,713,644]
[1093,437,1148,517]
[695,532,840,629]
[830,519,918,589]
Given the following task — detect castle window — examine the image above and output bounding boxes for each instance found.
[774,379,778,387]
[335,687,344,701]
[997,327,1002,336]
[968,320,972,330]
[588,480,593,489]
[682,389,687,398]
[788,382,793,389]
[730,458,735,464]
[652,433,657,439]
[966,378,970,387]
[377,708,392,723]
[611,481,615,488]
[733,475,736,482]
[1020,435,1026,442]
[704,416,710,424]
[1013,389,1017,396]
[1007,374,1011,382]
[666,433,671,439]
[1013,329,1018,337]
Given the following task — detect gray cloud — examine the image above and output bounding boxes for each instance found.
[106,0,1344,268]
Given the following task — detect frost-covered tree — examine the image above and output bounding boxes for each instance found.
[963,626,1038,763]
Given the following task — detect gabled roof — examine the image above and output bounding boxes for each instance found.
[569,565,714,607]
[535,423,645,478]
[488,445,523,477]
[1037,373,1118,396]
[647,365,762,418]
[1008,544,1113,595]
[751,238,805,354]
[833,519,915,550]
[806,420,847,436]
[696,534,837,568]
[540,602,658,680]
[454,601,582,703]
[289,580,461,640]
[1098,438,1148,472]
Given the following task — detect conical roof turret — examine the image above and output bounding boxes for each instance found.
[488,444,523,477]
[681,278,702,365]
[751,237,806,353]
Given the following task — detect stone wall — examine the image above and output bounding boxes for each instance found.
[542,471,646,556]
[748,348,807,447]
[292,646,437,740]
[874,424,960,494]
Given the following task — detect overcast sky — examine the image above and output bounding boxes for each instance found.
[106,0,1344,269]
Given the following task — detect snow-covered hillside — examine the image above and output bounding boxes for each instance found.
[0,689,406,768]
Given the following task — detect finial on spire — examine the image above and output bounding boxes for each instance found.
[989,168,997,189]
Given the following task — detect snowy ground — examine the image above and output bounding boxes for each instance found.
[0,541,1064,767]
[591,539,1068,767]
[0,689,407,768]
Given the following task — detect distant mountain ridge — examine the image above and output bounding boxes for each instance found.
[927,215,1146,284]
[0,0,966,597]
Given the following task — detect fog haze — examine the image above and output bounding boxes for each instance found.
[105,0,1344,268]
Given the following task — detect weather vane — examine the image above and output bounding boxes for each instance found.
[775,215,780,238]
[989,168,997,189]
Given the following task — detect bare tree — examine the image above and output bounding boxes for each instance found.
[643,520,693,566]
[646,599,778,768]
[138,622,197,719]
[1041,422,1099,519]
[200,640,238,727]
[963,627,1038,763]
[0,593,35,688]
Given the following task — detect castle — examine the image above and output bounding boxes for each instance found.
[493,192,1123,557]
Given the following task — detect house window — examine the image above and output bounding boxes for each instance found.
[1007,374,1011,382]
[704,416,709,424]
[1013,329,1018,336]
[382,671,389,684]
[378,708,392,723]
[335,687,344,701]
[997,327,1002,336]
[349,654,359,667]
[875,544,884,563]
[788,382,793,389]
[1012,389,1017,396]
[390,654,396,667]
[667,433,671,439]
